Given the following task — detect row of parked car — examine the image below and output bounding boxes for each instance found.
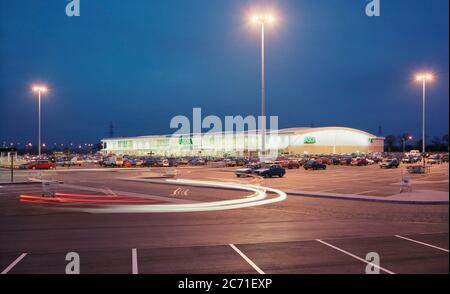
[17,154,105,170]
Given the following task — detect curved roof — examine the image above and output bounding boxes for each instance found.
[277,127,379,138]
[103,126,381,141]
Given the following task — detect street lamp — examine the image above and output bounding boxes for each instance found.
[402,135,413,154]
[415,73,433,164]
[251,14,275,160]
[32,85,48,157]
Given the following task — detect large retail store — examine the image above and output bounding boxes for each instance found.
[101,127,385,157]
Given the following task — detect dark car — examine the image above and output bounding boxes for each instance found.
[330,157,341,165]
[235,164,262,177]
[254,164,286,178]
[339,157,352,166]
[379,158,400,169]
[235,158,248,166]
[304,160,327,170]
[297,158,310,166]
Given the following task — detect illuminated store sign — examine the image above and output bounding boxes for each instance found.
[179,137,193,145]
[304,137,316,144]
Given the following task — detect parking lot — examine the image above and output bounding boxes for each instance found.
[165,163,449,197]
[1,232,448,274]
[0,162,448,274]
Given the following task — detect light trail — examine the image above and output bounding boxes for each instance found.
[61,179,287,214]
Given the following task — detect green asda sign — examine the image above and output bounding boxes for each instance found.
[179,137,193,145]
[304,137,316,144]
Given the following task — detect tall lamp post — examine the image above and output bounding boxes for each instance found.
[415,73,433,165]
[32,85,48,157]
[252,14,274,159]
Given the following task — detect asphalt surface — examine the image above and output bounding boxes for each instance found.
[0,166,448,274]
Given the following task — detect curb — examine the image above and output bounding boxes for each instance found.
[287,191,449,205]
[0,181,39,186]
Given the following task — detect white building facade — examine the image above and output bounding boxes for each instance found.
[101,127,384,157]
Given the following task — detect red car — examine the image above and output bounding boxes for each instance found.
[27,160,56,170]
[123,160,133,168]
[280,160,300,169]
[351,158,369,166]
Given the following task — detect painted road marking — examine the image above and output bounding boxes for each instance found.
[132,248,139,274]
[102,187,117,196]
[170,188,181,196]
[395,235,449,253]
[316,239,395,274]
[1,253,27,274]
[170,188,190,197]
[229,244,265,274]
[354,190,378,195]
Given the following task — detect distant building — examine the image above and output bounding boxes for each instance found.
[101,127,385,157]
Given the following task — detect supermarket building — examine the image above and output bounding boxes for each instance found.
[101,127,384,157]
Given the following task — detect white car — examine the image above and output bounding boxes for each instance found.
[409,150,421,157]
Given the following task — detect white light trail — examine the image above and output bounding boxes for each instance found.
[66,179,287,214]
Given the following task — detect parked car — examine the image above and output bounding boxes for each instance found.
[402,156,421,164]
[351,158,369,166]
[122,160,133,168]
[339,157,352,166]
[304,160,327,170]
[330,157,341,165]
[253,164,286,178]
[297,158,310,166]
[280,160,300,169]
[409,150,421,157]
[366,158,375,165]
[428,155,442,165]
[379,158,400,169]
[71,156,83,167]
[102,156,123,167]
[142,158,157,167]
[188,158,205,166]
[235,164,262,177]
[235,158,248,166]
[224,159,237,167]
[176,158,190,165]
[317,157,331,165]
[27,160,56,170]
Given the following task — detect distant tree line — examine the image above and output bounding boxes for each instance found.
[384,134,449,152]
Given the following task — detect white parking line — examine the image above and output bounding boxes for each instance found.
[395,235,449,253]
[1,253,27,274]
[317,188,345,193]
[229,244,265,274]
[316,240,395,274]
[132,248,139,274]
